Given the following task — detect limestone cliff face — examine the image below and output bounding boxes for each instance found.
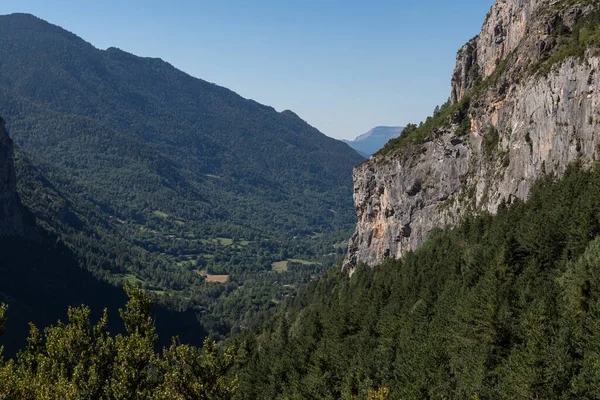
[0,117,24,236]
[345,0,600,271]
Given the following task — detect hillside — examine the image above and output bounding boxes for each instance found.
[0,13,363,294]
[343,126,404,157]
[0,116,203,357]
[239,161,600,399]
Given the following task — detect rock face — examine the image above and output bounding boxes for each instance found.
[0,117,24,236]
[345,0,600,271]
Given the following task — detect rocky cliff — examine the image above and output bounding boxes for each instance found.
[345,0,600,271]
[0,117,24,236]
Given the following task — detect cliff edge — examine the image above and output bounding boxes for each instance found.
[345,0,600,271]
[0,117,24,236]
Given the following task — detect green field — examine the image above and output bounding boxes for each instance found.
[200,237,235,246]
[271,261,289,272]
[152,210,169,219]
[122,274,144,285]
[287,259,316,265]
[217,237,233,246]
[272,258,318,272]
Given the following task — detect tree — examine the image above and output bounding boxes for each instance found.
[156,339,237,400]
[0,286,237,399]
[0,303,6,338]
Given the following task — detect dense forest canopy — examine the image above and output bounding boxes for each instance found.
[235,162,600,399]
[5,159,600,399]
[0,286,237,399]
[0,12,362,292]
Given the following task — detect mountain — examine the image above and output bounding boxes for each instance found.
[345,0,600,270]
[0,13,362,238]
[0,13,363,292]
[4,1,600,398]
[342,126,404,157]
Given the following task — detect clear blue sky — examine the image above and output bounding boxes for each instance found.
[2,0,494,140]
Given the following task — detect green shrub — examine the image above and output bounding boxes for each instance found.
[377,96,471,157]
[483,125,500,157]
[531,9,600,76]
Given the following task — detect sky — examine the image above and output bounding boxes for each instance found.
[1,0,494,140]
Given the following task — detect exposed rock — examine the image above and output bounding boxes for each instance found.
[452,38,478,104]
[345,0,600,272]
[347,129,471,270]
[475,0,547,82]
[0,117,24,237]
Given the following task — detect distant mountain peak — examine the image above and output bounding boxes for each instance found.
[354,126,404,142]
[0,12,98,51]
[343,126,404,157]
[2,12,39,21]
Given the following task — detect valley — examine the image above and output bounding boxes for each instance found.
[0,13,363,348]
[3,0,600,398]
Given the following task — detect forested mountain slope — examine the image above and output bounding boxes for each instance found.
[5,1,600,397]
[239,161,600,399]
[0,118,202,358]
[0,12,365,351]
[0,12,363,276]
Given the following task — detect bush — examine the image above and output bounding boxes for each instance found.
[483,125,500,157]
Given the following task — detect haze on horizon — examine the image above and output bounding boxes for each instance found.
[2,0,494,140]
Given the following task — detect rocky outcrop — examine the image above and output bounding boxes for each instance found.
[451,39,478,104]
[452,0,595,103]
[0,117,24,236]
[345,0,600,272]
[345,130,471,268]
